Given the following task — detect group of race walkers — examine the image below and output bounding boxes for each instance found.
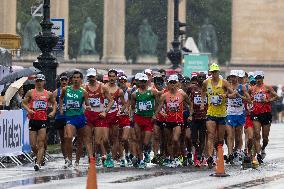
[21,63,280,171]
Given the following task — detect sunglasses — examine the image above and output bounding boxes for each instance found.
[255,76,263,79]
[119,80,127,83]
[169,80,177,84]
[60,78,68,81]
[139,80,147,83]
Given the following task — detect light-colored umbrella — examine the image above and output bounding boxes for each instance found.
[4,77,28,106]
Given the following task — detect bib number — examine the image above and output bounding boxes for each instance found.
[167,102,180,112]
[254,93,266,102]
[33,100,47,110]
[210,95,222,105]
[66,100,80,109]
[228,98,242,107]
[194,96,207,105]
[89,98,100,107]
[138,101,153,111]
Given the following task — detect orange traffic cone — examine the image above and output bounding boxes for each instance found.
[86,157,98,189]
[210,144,230,177]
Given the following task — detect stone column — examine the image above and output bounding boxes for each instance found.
[0,0,17,34]
[102,0,126,63]
[166,0,186,63]
[50,0,69,60]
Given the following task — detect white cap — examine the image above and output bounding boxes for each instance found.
[229,70,239,77]
[139,74,149,81]
[119,75,127,80]
[167,74,179,82]
[248,72,254,77]
[135,73,143,80]
[238,70,245,77]
[35,74,45,81]
[144,69,152,75]
[254,71,264,77]
[86,68,97,77]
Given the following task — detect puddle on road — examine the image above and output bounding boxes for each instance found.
[221,173,284,189]
[0,170,87,189]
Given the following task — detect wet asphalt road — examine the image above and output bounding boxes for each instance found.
[1,123,284,189]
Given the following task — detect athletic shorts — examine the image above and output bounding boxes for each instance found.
[207,116,226,125]
[29,120,48,131]
[65,115,86,129]
[134,114,154,132]
[245,115,253,129]
[251,112,272,126]
[184,120,192,129]
[226,114,245,127]
[118,115,131,128]
[106,111,119,127]
[85,111,107,128]
[154,120,166,128]
[54,119,66,130]
[164,122,184,129]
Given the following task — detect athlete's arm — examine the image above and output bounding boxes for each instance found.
[48,91,57,117]
[102,85,114,113]
[266,85,280,102]
[130,92,136,112]
[118,89,128,114]
[59,87,67,115]
[200,80,207,110]
[83,90,91,111]
[22,90,34,115]
[154,93,166,118]
[223,79,236,98]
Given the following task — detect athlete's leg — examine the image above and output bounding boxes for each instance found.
[206,120,217,157]
[64,124,76,161]
[153,124,161,156]
[261,124,271,151]
[246,127,254,156]
[29,131,38,156]
[36,128,47,165]
[94,127,105,156]
[235,126,243,151]
[225,125,234,156]
[134,124,142,160]
[253,120,262,154]
[58,128,66,158]
[172,126,181,158]
[83,125,94,158]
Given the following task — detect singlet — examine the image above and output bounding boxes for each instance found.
[251,84,271,114]
[207,78,227,117]
[188,84,208,120]
[135,89,155,117]
[118,88,129,115]
[227,84,245,115]
[104,88,120,113]
[165,91,184,123]
[29,89,48,121]
[65,86,84,116]
[86,84,104,113]
[55,87,66,120]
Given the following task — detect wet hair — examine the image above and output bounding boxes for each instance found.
[108,69,118,76]
[158,69,166,75]
[72,70,83,79]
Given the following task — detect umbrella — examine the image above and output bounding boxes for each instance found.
[4,77,28,106]
[0,66,41,85]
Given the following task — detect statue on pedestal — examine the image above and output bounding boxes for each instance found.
[138,19,158,55]
[22,17,41,52]
[198,18,218,58]
[79,17,97,55]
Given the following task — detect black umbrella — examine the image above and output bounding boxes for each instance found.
[0,67,41,85]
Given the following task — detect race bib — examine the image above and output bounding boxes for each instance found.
[57,103,66,111]
[228,98,243,108]
[167,102,180,112]
[210,95,222,105]
[89,98,101,107]
[138,101,153,111]
[194,95,207,105]
[33,100,47,110]
[66,100,80,109]
[254,93,266,102]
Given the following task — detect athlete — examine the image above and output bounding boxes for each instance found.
[59,70,93,168]
[155,75,191,167]
[248,71,279,164]
[84,68,114,168]
[53,73,68,161]
[201,63,234,168]
[131,73,160,169]
[22,74,57,171]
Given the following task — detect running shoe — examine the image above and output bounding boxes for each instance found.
[138,160,146,169]
[96,155,102,166]
[162,158,170,167]
[120,159,126,167]
[207,156,214,169]
[151,155,159,164]
[257,154,263,164]
[174,158,182,167]
[64,159,72,169]
[242,155,252,169]
[144,152,151,163]
[132,156,138,168]
[74,161,79,167]
[34,164,40,171]
[187,153,193,165]
[226,154,234,165]
[261,149,266,159]
[105,154,114,168]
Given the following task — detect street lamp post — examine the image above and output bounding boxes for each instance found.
[167,0,186,69]
[33,0,59,91]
